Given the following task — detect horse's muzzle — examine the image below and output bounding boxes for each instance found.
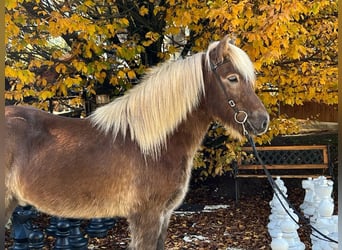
[247,112,270,135]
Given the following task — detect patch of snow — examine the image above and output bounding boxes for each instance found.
[174,204,230,216]
[173,210,198,216]
[183,234,210,243]
[203,204,230,212]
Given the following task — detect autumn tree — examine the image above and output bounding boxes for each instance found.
[5,0,338,177]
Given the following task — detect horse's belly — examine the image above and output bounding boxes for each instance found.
[21,193,136,219]
[14,176,138,219]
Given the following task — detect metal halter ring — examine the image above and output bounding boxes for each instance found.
[228,100,248,135]
[234,110,248,135]
[234,110,248,124]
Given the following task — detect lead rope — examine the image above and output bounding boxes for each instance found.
[210,59,337,244]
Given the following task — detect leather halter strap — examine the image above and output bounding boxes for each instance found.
[209,59,248,135]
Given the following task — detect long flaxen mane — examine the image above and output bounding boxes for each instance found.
[89,52,205,158]
[89,40,255,158]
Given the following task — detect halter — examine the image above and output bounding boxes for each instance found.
[209,59,249,135]
[209,59,338,245]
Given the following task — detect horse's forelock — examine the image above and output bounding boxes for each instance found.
[206,39,256,86]
[227,43,256,86]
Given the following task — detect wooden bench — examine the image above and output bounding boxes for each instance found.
[232,145,333,202]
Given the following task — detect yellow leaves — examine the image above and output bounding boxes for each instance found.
[28,59,42,69]
[83,47,92,58]
[109,76,119,85]
[72,60,87,73]
[142,40,154,47]
[48,11,100,40]
[307,87,316,100]
[5,66,36,84]
[86,24,97,37]
[5,0,18,10]
[301,62,310,74]
[48,11,66,37]
[5,66,17,79]
[105,24,117,36]
[94,71,106,83]
[253,61,262,72]
[181,11,192,25]
[5,91,24,102]
[40,78,48,87]
[40,90,54,100]
[5,14,21,41]
[288,40,308,60]
[117,70,126,78]
[139,6,149,16]
[115,44,140,60]
[153,5,165,16]
[81,39,100,58]
[55,64,67,74]
[58,84,68,97]
[127,70,136,80]
[119,18,129,27]
[165,26,181,36]
[245,7,253,19]
[143,31,160,46]
[64,76,82,88]
[83,0,95,7]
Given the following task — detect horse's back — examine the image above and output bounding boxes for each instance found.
[6,105,38,131]
[6,105,79,127]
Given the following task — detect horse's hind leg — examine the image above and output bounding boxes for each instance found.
[128,211,163,250]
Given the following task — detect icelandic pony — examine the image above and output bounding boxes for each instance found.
[5,35,269,249]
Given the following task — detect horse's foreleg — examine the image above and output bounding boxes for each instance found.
[156,211,172,250]
[128,211,163,250]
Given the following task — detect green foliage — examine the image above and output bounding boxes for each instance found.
[5,0,337,178]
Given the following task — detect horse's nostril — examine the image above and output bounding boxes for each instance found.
[261,116,269,131]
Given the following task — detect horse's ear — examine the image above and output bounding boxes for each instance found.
[221,35,236,47]
[228,36,236,45]
[209,35,234,64]
[220,35,231,50]
[217,35,234,58]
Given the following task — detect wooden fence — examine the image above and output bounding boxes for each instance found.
[279,102,338,122]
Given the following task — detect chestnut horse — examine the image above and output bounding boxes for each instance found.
[5,35,269,249]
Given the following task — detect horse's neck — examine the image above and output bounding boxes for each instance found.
[166,103,211,160]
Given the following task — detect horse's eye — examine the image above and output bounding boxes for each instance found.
[227,75,238,83]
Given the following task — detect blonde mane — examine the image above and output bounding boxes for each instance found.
[89,53,205,158]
